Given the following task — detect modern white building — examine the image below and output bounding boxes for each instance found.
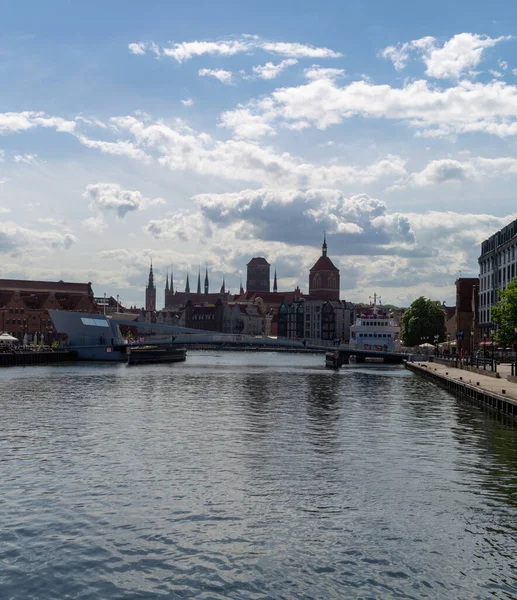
[478,218,517,328]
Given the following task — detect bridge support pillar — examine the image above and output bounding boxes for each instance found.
[340,353,349,364]
[354,355,366,363]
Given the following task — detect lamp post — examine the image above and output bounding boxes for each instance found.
[490,327,497,373]
[470,329,475,363]
[447,332,451,356]
[483,331,487,370]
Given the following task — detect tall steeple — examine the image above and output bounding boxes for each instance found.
[239,275,244,295]
[145,261,156,311]
[273,269,278,293]
[322,232,327,258]
[170,266,174,295]
[204,266,209,295]
[165,269,169,293]
[185,271,190,294]
[147,260,155,289]
[220,276,225,294]
[197,267,201,294]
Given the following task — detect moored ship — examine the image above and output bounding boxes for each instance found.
[349,294,401,352]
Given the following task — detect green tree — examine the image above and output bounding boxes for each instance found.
[401,296,446,347]
[492,279,517,348]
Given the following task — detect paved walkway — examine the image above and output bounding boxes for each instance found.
[414,361,517,403]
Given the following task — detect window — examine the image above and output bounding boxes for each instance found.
[80,317,110,328]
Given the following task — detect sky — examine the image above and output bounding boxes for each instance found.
[1,0,517,308]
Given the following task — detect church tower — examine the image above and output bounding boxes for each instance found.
[204,267,209,295]
[145,261,156,311]
[196,268,201,294]
[246,257,270,292]
[308,234,340,301]
[273,269,278,293]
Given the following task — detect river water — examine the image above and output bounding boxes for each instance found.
[1,352,517,599]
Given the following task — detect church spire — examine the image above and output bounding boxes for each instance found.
[165,268,169,293]
[185,270,190,294]
[220,276,225,294]
[239,275,244,295]
[204,266,209,295]
[170,265,174,295]
[322,232,327,258]
[197,267,201,294]
[147,261,155,289]
[273,268,278,293]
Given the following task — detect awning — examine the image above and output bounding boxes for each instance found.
[478,341,494,346]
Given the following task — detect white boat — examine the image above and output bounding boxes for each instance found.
[349,294,401,352]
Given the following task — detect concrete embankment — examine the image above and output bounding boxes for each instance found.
[0,351,77,367]
[405,361,517,419]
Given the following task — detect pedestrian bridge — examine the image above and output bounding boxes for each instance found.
[118,320,409,363]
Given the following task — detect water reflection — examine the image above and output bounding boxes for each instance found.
[1,354,517,599]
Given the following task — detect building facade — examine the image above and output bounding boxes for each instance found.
[478,217,517,328]
[0,279,97,341]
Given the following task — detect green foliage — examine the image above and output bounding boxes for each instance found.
[492,279,517,348]
[401,296,446,347]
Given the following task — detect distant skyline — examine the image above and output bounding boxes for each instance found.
[1,0,517,307]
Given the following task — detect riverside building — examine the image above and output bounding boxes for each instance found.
[478,218,517,329]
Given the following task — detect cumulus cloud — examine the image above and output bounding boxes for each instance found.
[221,76,517,138]
[396,156,517,187]
[251,59,298,80]
[381,33,512,79]
[128,42,147,55]
[181,98,194,106]
[0,220,77,254]
[0,111,76,136]
[104,114,407,188]
[83,183,166,233]
[130,35,341,63]
[198,68,234,84]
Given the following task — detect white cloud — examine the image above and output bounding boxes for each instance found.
[380,33,511,79]
[107,114,407,187]
[225,76,517,138]
[397,155,517,187]
[304,66,346,81]
[76,135,152,163]
[0,111,76,136]
[0,220,77,254]
[218,108,276,139]
[198,68,234,84]
[424,33,511,79]
[0,207,11,213]
[181,98,194,106]
[14,153,38,164]
[83,182,166,219]
[251,59,298,80]
[130,35,341,63]
[128,42,147,55]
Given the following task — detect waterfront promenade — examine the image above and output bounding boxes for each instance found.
[407,360,517,417]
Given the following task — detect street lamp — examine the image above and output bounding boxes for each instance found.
[447,332,451,355]
[490,327,497,373]
[470,329,475,362]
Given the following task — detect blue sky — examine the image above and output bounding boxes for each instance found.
[1,0,517,307]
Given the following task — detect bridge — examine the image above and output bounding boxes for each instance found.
[114,318,410,364]
[48,310,409,364]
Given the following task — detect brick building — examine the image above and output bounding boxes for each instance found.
[0,279,97,341]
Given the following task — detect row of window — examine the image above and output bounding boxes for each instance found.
[357,333,392,338]
[480,246,516,274]
[8,307,25,314]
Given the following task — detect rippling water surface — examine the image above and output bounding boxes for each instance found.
[1,352,517,599]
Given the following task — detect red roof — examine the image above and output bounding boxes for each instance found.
[0,279,93,294]
[310,256,339,272]
[247,257,270,266]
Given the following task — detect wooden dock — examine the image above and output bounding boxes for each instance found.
[405,361,517,419]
